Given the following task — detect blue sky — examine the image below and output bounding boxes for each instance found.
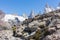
[0,0,60,16]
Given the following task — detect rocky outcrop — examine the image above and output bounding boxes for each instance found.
[0,30,23,40]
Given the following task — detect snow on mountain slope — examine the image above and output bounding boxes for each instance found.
[2,14,26,22]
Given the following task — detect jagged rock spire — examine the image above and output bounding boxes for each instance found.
[45,3,50,8]
[44,3,54,13]
[57,2,60,9]
[58,2,60,6]
[28,10,35,18]
[22,13,28,19]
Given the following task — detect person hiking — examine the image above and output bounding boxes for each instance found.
[12,25,17,36]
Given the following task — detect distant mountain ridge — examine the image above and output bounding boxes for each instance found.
[1,14,26,22]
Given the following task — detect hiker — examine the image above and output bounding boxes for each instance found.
[12,25,17,36]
